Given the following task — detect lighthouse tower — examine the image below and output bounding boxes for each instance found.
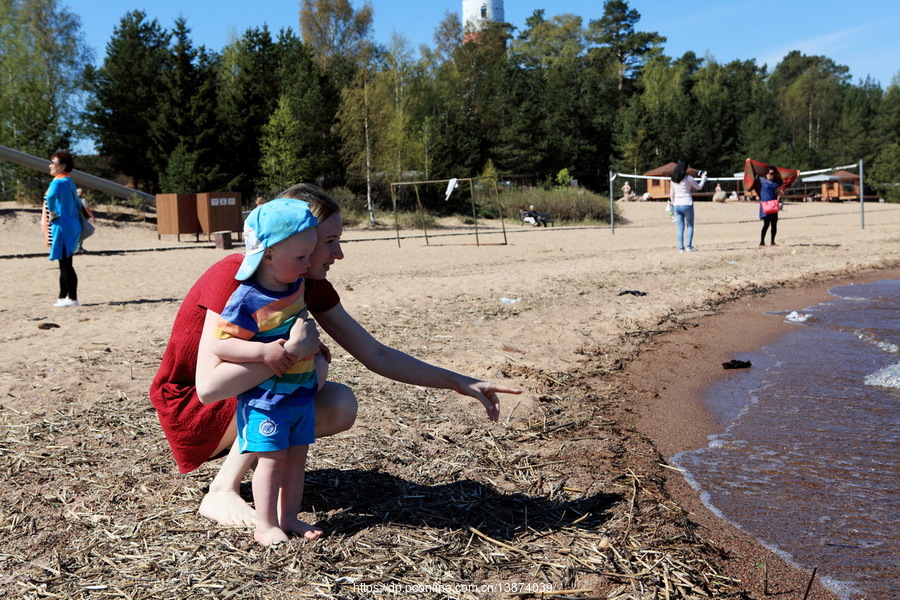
[462,0,504,39]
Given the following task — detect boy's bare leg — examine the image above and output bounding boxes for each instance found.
[253,450,290,547]
[199,418,257,527]
[278,444,323,540]
[198,383,356,527]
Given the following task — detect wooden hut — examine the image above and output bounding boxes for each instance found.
[643,162,702,199]
[830,170,860,200]
[802,170,860,201]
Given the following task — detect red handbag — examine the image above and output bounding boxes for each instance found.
[761,199,779,215]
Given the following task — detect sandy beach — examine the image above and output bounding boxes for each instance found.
[1,198,898,599]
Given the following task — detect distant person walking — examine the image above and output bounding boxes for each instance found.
[669,159,707,252]
[43,150,82,307]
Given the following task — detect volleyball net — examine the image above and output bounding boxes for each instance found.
[611,162,861,202]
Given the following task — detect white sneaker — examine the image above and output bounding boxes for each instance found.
[53,298,79,307]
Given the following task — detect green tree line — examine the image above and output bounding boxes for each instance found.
[3,0,900,207]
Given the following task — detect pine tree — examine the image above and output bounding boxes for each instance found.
[258,95,307,193]
[83,10,170,192]
[216,26,282,197]
[152,18,222,193]
[586,0,665,91]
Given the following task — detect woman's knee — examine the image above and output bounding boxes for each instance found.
[315,382,358,437]
[210,416,238,459]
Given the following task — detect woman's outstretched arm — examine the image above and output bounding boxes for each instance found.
[314,303,520,421]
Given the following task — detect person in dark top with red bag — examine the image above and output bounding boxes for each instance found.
[758,166,783,247]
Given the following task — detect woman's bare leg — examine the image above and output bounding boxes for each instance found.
[314,381,357,436]
[199,417,258,527]
[314,353,328,392]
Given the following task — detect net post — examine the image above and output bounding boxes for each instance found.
[859,159,865,230]
[486,177,507,245]
[609,170,616,234]
[390,183,402,248]
[413,184,430,245]
[468,178,480,247]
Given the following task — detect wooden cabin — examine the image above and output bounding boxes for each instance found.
[643,162,675,199]
[643,162,704,199]
[828,170,860,200]
[802,170,860,201]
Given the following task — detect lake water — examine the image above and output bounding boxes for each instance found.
[673,278,900,600]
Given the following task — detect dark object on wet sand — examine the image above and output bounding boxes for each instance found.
[617,290,647,296]
[37,322,60,330]
[722,359,752,369]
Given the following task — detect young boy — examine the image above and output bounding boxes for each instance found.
[199,199,325,546]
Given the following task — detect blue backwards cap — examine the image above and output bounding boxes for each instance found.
[236,199,318,281]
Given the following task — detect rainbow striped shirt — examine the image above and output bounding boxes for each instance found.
[214,279,317,410]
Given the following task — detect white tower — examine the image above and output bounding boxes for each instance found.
[462,0,505,33]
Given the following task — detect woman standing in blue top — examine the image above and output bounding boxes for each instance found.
[44,149,82,307]
[758,166,781,247]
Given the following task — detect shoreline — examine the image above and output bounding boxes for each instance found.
[620,266,900,600]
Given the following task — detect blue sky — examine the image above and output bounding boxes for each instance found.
[71,0,899,87]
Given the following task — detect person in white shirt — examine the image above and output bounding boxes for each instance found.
[669,159,707,252]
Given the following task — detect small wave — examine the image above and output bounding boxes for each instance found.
[864,363,900,389]
[856,330,899,354]
[707,437,749,449]
[819,574,866,600]
[672,454,869,600]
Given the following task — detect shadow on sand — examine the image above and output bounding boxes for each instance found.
[251,467,621,540]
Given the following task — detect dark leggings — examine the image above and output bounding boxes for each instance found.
[760,214,778,245]
[58,254,78,300]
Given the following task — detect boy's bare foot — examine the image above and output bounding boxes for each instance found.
[255,525,289,547]
[282,517,324,540]
[199,490,256,527]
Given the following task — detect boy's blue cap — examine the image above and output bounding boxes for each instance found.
[236,199,318,281]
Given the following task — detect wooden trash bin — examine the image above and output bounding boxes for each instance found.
[214,231,233,250]
[156,193,200,241]
[197,192,243,241]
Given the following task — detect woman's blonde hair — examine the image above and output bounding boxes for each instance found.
[277,183,341,222]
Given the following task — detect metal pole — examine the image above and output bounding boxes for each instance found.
[390,183,401,247]
[413,184,430,246]
[859,159,865,230]
[469,178,480,247]
[609,170,616,234]
[491,177,508,245]
[0,144,155,202]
